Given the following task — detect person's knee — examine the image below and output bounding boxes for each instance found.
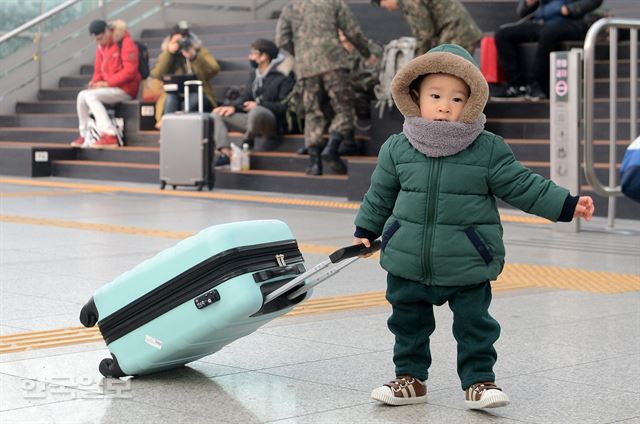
[211,111,226,124]
[77,89,93,102]
[538,26,564,48]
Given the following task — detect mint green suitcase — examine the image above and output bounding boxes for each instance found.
[79,220,379,377]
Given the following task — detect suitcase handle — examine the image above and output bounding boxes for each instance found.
[262,240,380,304]
[329,240,381,263]
[184,80,203,113]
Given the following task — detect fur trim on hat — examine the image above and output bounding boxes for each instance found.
[390,45,488,124]
[108,20,128,43]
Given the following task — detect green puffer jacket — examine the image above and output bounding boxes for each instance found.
[355,131,569,286]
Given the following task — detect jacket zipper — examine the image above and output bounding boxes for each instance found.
[99,241,302,345]
[423,158,442,284]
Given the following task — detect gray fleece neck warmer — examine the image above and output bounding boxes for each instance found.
[402,114,486,157]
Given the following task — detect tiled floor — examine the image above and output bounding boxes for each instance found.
[1,178,639,423]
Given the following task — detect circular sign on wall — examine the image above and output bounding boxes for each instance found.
[555,80,568,97]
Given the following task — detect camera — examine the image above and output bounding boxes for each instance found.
[178,37,193,52]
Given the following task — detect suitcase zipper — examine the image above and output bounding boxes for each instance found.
[98,240,302,345]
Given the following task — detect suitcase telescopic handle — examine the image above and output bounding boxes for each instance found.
[184,80,204,113]
[262,240,381,304]
[329,240,381,263]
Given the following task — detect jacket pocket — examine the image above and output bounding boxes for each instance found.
[381,220,400,251]
[463,227,493,265]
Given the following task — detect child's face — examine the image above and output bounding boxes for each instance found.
[416,73,470,122]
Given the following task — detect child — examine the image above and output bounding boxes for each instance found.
[353,44,594,409]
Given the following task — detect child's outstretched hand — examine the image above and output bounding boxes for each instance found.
[354,237,373,258]
[573,196,594,221]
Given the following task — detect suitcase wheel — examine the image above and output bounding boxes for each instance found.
[160,180,166,190]
[79,297,99,328]
[99,355,126,378]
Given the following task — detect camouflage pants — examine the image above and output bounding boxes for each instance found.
[302,69,354,148]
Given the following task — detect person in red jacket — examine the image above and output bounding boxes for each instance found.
[70,20,141,148]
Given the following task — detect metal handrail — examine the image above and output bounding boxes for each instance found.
[0,0,82,44]
[583,18,639,200]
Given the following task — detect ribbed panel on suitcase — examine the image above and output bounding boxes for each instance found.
[98,240,303,345]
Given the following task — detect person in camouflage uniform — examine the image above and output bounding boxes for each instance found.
[338,29,384,154]
[372,0,482,54]
[276,0,378,175]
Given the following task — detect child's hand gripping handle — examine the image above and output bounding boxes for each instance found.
[263,240,381,304]
[329,240,382,263]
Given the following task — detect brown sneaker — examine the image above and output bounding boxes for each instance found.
[371,375,427,406]
[465,382,510,409]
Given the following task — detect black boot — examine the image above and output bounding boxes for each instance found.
[337,130,359,156]
[305,146,323,176]
[296,146,308,155]
[321,133,347,174]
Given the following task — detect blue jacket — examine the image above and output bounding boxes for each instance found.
[517,0,602,24]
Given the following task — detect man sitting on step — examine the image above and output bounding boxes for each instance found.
[211,39,295,167]
[70,20,141,148]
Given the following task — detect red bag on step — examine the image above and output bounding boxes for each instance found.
[480,36,504,84]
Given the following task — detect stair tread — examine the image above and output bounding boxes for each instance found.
[217,168,348,180]
[0,127,76,132]
[54,160,159,169]
[0,141,72,149]
[252,151,376,160]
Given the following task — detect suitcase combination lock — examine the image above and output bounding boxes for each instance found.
[195,289,221,309]
[275,254,287,267]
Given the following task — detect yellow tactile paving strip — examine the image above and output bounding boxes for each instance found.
[1,264,638,354]
[2,179,636,353]
[0,177,549,223]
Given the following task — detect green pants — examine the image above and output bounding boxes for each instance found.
[386,274,500,390]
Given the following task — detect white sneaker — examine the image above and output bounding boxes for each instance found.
[371,376,427,406]
[465,382,510,409]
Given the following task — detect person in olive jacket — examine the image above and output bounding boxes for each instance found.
[150,24,220,125]
[353,44,594,409]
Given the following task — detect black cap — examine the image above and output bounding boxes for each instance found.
[251,38,279,60]
[89,20,107,36]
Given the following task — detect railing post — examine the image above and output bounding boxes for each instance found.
[550,49,582,232]
[631,28,638,142]
[607,28,618,229]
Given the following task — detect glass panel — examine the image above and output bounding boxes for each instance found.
[0,0,100,59]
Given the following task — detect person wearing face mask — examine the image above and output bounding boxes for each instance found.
[150,23,220,127]
[211,39,295,167]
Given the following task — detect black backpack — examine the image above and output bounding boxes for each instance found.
[118,39,150,79]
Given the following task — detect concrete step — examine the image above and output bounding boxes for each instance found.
[52,160,159,184]
[0,114,78,128]
[140,20,278,38]
[15,101,76,114]
[38,85,243,102]
[0,127,77,143]
[485,97,639,119]
[0,142,75,177]
[142,30,275,50]
[75,145,159,164]
[246,151,362,175]
[214,168,349,197]
[60,69,249,88]
[50,159,350,197]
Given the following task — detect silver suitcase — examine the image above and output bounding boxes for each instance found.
[160,80,214,191]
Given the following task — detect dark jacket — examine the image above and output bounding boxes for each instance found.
[235,55,295,133]
[517,0,603,25]
[354,132,573,286]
